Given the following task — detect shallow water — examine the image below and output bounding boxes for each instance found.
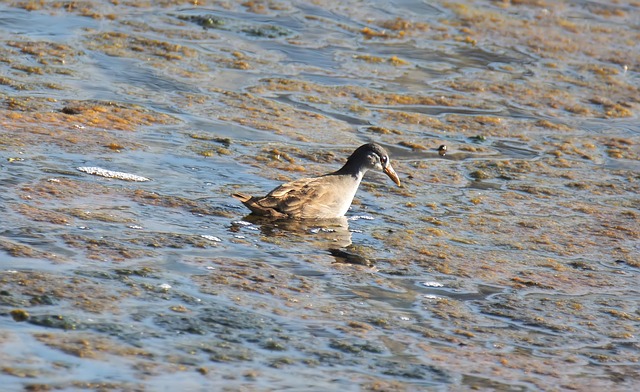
[1,1,639,391]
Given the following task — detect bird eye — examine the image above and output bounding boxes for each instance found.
[381,155,388,164]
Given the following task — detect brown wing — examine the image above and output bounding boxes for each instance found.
[257,177,327,218]
[235,175,350,219]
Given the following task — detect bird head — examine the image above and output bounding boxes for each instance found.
[351,143,401,186]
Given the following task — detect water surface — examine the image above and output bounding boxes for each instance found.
[0,1,638,391]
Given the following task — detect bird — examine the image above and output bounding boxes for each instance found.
[232,143,401,220]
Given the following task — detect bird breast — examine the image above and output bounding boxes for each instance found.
[301,175,362,219]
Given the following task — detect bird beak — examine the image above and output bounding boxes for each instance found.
[383,165,401,187]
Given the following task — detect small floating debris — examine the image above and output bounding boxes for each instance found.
[158,283,172,290]
[348,215,375,221]
[201,235,222,242]
[309,228,337,234]
[421,281,444,288]
[77,166,150,182]
[437,145,447,156]
[424,294,441,300]
[232,220,253,226]
[10,309,30,322]
[178,14,226,29]
[231,220,259,230]
[128,225,143,230]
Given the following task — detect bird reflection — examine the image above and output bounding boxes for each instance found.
[231,215,373,266]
